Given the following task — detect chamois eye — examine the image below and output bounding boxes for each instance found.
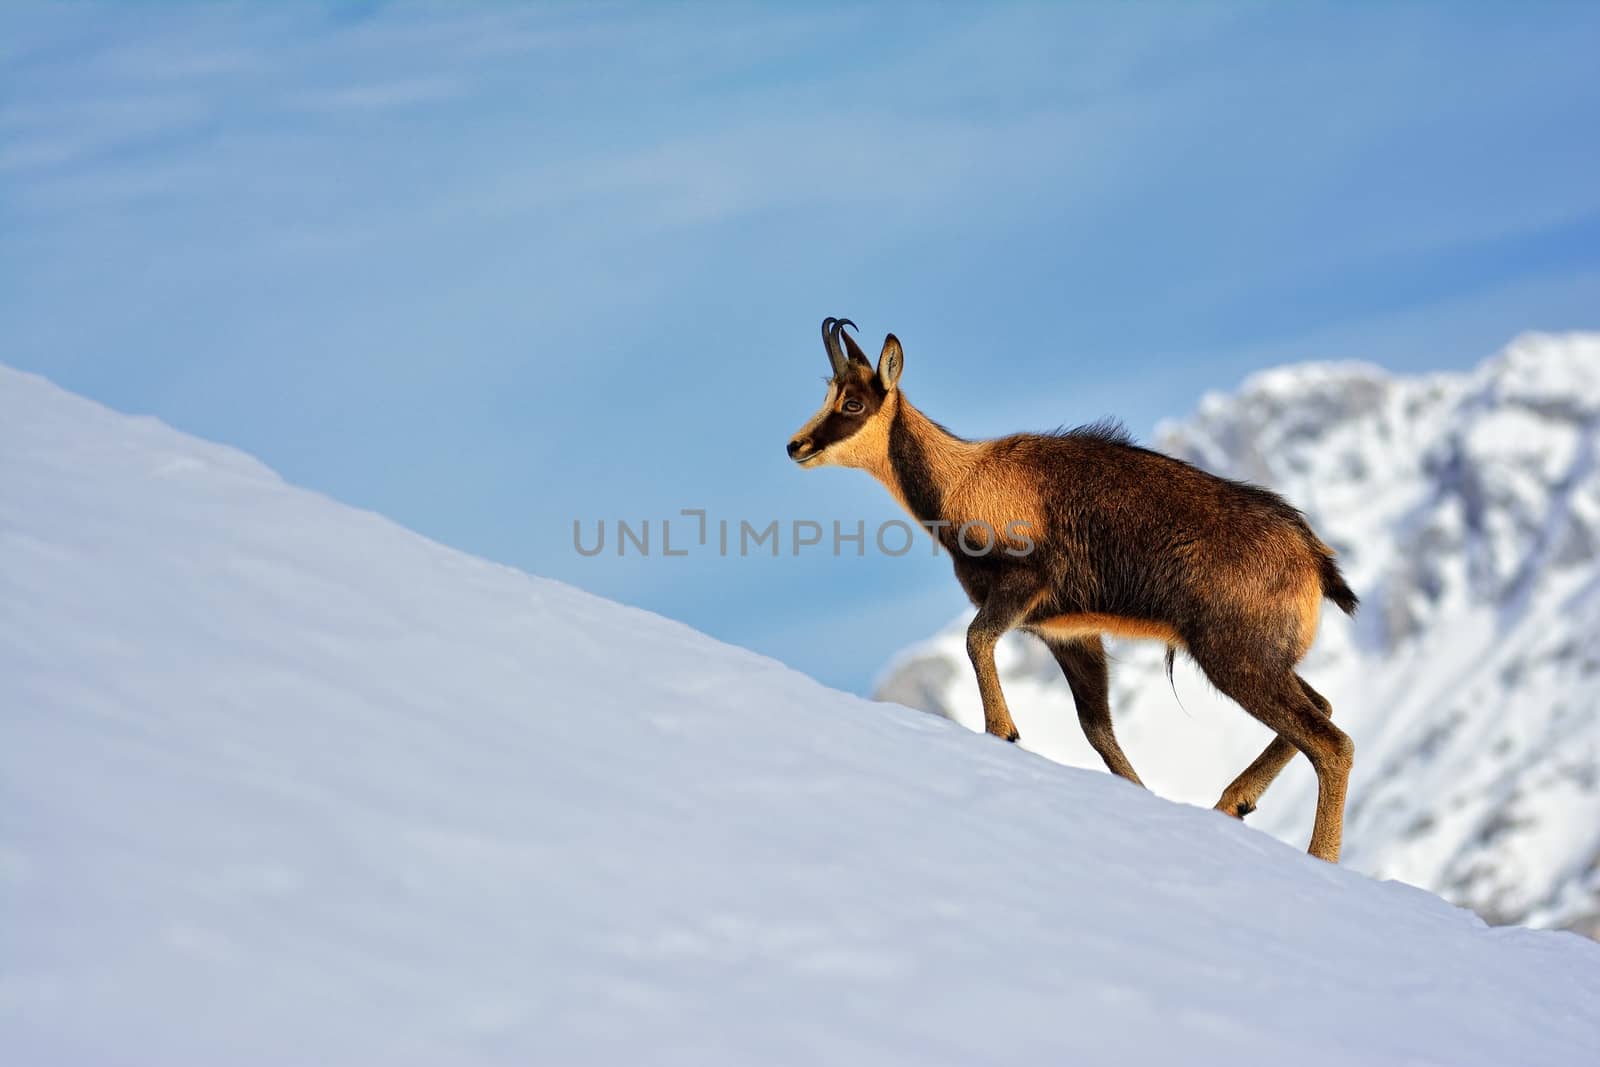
[843,398,865,414]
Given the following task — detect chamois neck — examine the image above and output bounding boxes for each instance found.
[879,393,979,525]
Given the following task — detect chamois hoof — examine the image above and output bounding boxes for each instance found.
[1215,798,1255,819]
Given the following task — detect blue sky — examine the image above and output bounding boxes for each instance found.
[5,3,1600,693]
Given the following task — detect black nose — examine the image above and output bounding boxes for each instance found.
[787,438,806,459]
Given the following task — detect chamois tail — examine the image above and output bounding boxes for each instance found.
[1318,552,1359,617]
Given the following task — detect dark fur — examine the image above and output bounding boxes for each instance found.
[888,410,944,525]
[921,427,1356,655]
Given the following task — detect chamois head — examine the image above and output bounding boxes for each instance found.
[787,317,904,469]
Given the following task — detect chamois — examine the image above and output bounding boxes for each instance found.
[788,318,1360,862]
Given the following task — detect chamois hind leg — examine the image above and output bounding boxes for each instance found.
[1214,675,1332,819]
[1194,650,1353,862]
[965,579,1040,743]
[1046,636,1144,787]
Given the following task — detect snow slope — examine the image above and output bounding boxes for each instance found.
[877,333,1600,938]
[3,361,1598,1064]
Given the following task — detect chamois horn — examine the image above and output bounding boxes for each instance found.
[821,317,858,378]
[835,318,871,367]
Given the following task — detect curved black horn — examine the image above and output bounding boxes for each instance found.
[821,317,850,378]
[834,318,870,366]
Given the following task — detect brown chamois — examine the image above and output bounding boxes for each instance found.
[788,318,1360,862]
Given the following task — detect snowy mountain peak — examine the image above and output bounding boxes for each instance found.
[879,333,1600,938]
[1477,331,1600,416]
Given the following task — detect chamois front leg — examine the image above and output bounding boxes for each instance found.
[965,584,1037,743]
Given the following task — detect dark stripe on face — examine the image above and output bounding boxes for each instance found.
[806,373,882,453]
[889,405,942,523]
[810,407,870,451]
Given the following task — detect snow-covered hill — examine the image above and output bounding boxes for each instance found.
[877,332,1600,939]
[3,362,1599,1065]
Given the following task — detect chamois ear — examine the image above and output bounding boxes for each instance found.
[877,334,903,392]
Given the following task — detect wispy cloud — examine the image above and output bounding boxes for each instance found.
[285,75,462,113]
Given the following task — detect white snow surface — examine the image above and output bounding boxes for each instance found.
[877,332,1600,939]
[3,360,1599,1064]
